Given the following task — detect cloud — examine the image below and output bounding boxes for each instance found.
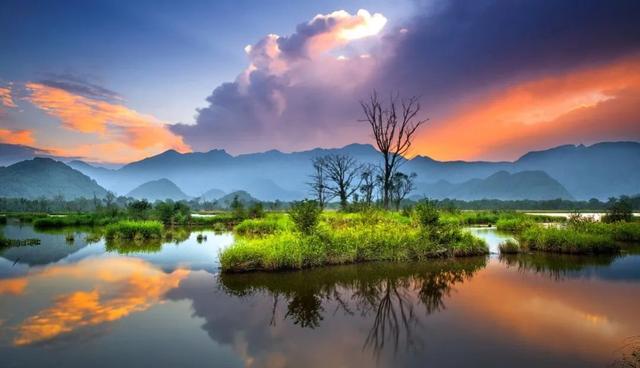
[171,9,387,153]
[9,258,189,346]
[37,73,121,102]
[173,1,640,159]
[0,278,28,295]
[413,56,640,160]
[0,129,35,145]
[24,82,191,163]
[0,84,17,108]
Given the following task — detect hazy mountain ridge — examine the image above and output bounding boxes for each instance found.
[1,141,638,201]
[0,158,108,199]
[414,171,573,201]
[127,178,190,201]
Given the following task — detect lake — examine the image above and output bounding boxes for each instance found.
[1,223,639,367]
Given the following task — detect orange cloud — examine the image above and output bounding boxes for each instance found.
[0,278,28,295]
[414,56,640,160]
[0,85,17,108]
[25,82,190,162]
[0,129,35,146]
[10,257,189,346]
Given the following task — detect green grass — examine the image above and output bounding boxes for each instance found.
[0,215,6,224]
[234,214,292,236]
[189,214,240,227]
[220,211,488,272]
[33,214,116,228]
[498,239,521,254]
[519,226,619,254]
[10,213,48,223]
[105,220,163,240]
[496,217,536,233]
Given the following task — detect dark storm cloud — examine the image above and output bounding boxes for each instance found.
[377,0,640,104]
[172,0,640,154]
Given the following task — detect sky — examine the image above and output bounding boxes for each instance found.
[1,0,639,163]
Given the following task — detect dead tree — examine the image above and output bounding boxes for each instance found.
[308,156,332,208]
[390,172,417,210]
[360,91,428,209]
[359,164,377,205]
[323,154,362,208]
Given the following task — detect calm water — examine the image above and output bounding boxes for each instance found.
[1,223,639,367]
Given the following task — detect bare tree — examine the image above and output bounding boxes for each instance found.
[359,164,377,205]
[390,172,417,210]
[360,91,428,209]
[308,156,332,208]
[323,154,363,208]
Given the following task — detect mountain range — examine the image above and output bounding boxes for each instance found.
[0,141,638,201]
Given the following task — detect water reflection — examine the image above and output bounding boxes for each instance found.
[1,257,189,346]
[2,224,640,367]
[218,258,487,357]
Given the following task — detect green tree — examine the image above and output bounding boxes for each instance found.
[230,195,245,219]
[289,200,321,235]
[603,196,633,223]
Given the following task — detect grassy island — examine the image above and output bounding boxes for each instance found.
[496,215,640,255]
[220,201,489,272]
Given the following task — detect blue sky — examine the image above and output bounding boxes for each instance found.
[1,0,639,163]
[1,0,413,123]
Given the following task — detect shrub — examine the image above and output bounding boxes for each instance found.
[413,199,439,228]
[230,196,246,219]
[499,239,521,254]
[289,200,321,235]
[247,202,265,219]
[603,197,633,223]
[496,217,536,233]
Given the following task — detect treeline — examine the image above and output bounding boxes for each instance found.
[0,194,282,214]
[1,194,638,214]
[432,195,640,211]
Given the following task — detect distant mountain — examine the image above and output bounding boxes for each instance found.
[199,188,226,201]
[126,178,189,201]
[405,141,640,199]
[0,158,108,199]
[414,171,573,200]
[2,141,638,200]
[513,142,640,199]
[217,190,259,208]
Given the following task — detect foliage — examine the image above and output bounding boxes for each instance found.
[289,200,322,235]
[154,201,191,225]
[105,220,163,240]
[230,195,245,219]
[413,199,439,228]
[603,197,634,223]
[247,202,265,219]
[127,199,152,220]
[220,211,488,272]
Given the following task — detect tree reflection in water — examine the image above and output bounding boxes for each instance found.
[219,257,487,357]
[499,253,618,280]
